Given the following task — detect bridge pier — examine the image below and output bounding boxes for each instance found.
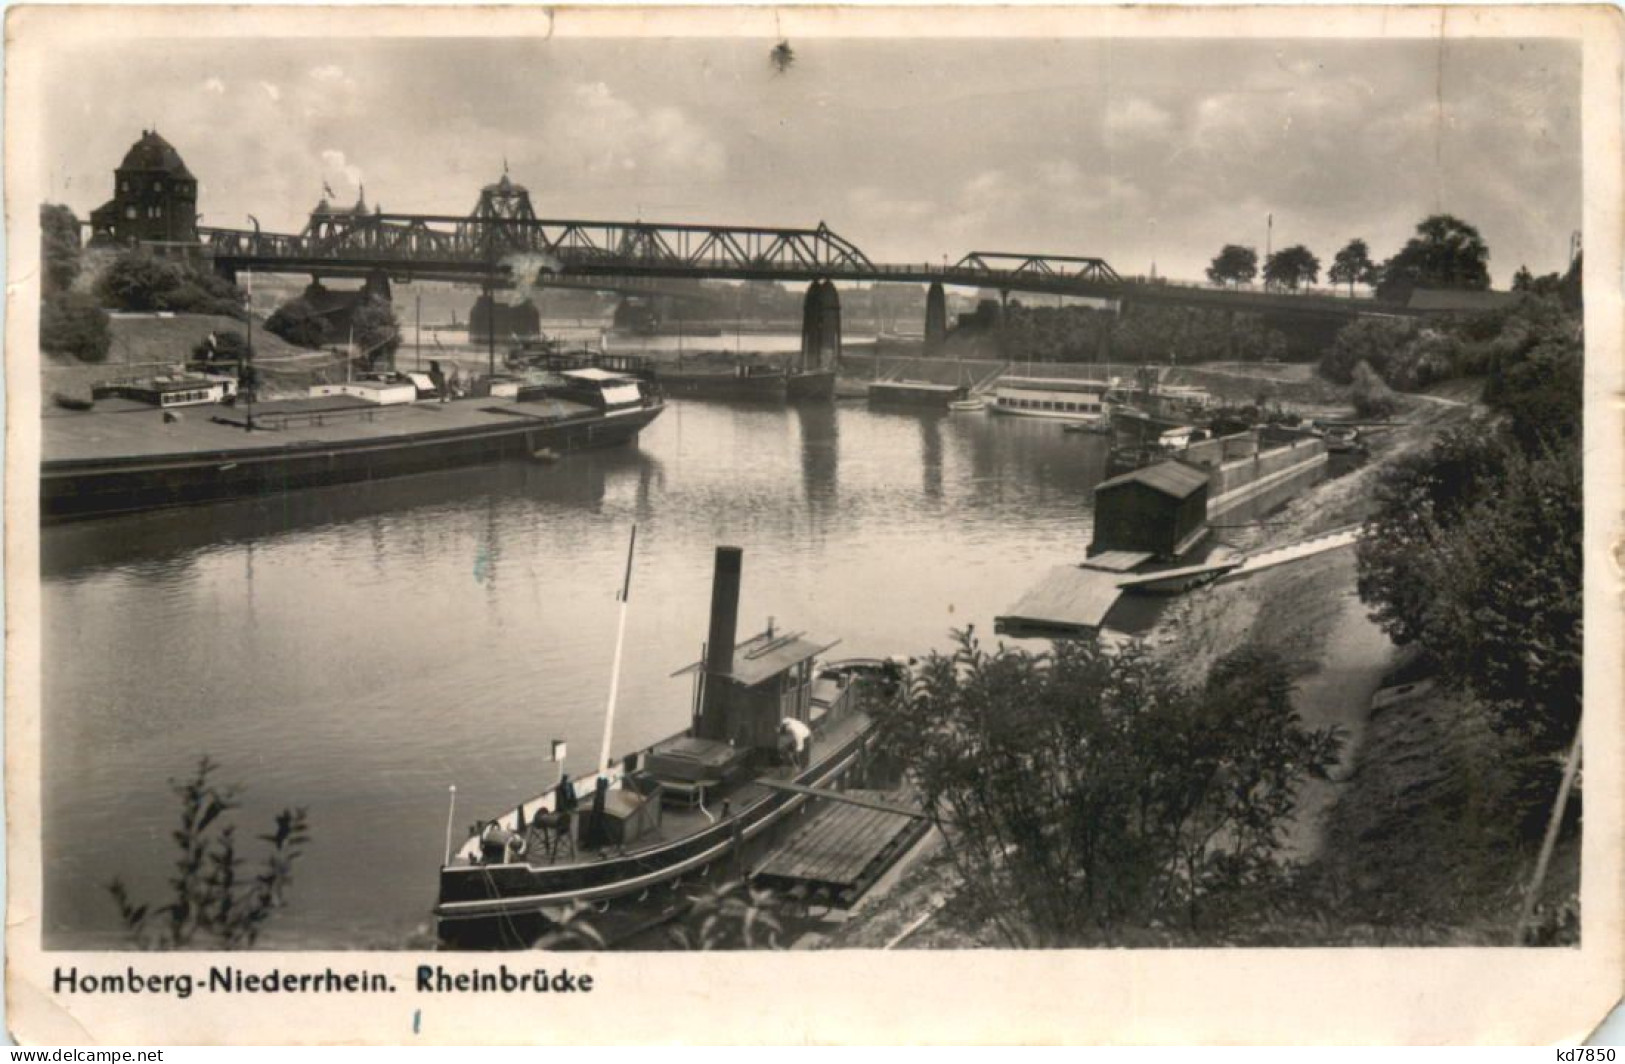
[924,281,947,353]
[800,280,842,372]
[361,269,392,305]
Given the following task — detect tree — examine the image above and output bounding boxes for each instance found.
[871,631,1341,945]
[1376,214,1491,303]
[351,295,401,368]
[1328,238,1377,296]
[107,756,311,950]
[265,296,333,349]
[41,203,82,295]
[41,291,112,363]
[1262,245,1321,291]
[1355,424,1581,755]
[1206,245,1258,288]
[1318,317,1417,385]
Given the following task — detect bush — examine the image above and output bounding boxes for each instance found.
[352,295,401,367]
[107,756,311,950]
[98,251,246,317]
[1350,360,1399,418]
[41,203,82,295]
[40,291,112,363]
[265,297,333,350]
[872,632,1342,945]
[1356,425,1581,755]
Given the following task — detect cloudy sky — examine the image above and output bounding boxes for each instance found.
[41,35,1581,285]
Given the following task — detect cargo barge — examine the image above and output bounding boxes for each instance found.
[657,363,836,403]
[867,379,968,408]
[41,369,664,522]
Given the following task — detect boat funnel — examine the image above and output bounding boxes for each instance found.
[698,546,743,739]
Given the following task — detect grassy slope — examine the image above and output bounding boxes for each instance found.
[43,313,349,399]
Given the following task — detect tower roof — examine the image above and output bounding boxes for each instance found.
[118,130,195,179]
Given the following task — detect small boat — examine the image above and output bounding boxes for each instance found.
[435,540,878,948]
[948,397,986,413]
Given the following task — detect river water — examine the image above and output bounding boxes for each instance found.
[41,381,1113,948]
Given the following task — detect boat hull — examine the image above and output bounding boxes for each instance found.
[657,369,834,403]
[41,402,664,523]
[434,714,873,944]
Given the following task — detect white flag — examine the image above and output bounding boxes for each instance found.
[550,740,567,764]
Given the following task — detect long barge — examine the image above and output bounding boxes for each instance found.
[41,370,664,522]
[657,364,836,403]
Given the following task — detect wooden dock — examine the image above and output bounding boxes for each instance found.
[752,789,930,908]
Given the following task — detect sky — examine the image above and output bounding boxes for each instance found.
[41,35,1582,286]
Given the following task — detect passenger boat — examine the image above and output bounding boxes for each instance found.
[434,543,879,948]
[988,376,1110,427]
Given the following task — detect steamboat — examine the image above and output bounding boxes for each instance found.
[435,544,881,948]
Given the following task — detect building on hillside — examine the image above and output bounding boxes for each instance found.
[88,130,199,246]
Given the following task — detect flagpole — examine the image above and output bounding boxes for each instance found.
[597,525,638,777]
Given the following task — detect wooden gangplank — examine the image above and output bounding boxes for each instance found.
[753,789,931,908]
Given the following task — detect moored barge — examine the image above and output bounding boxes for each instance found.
[41,369,664,522]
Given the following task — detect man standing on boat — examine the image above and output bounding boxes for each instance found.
[779,717,812,772]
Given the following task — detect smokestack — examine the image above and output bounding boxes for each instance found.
[705,547,743,680]
[697,547,742,740]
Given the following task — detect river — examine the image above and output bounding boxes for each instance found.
[41,386,1113,948]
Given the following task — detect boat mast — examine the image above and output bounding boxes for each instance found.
[597,524,638,776]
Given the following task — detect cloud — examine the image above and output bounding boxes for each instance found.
[203,77,226,95]
[548,82,726,185]
[319,149,364,193]
[259,81,282,103]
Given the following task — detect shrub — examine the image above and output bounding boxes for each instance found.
[872,632,1342,945]
[266,297,333,349]
[107,756,310,950]
[98,251,246,317]
[1350,360,1399,418]
[40,291,112,363]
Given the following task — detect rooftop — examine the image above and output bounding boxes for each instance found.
[1096,460,1209,500]
[118,130,194,180]
[676,630,839,688]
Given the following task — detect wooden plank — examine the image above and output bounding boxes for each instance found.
[753,779,928,819]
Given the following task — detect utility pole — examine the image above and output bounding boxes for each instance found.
[242,266,255,431]
[416,292,423,372]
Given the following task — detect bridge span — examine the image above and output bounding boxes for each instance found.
[201,212,1401,322]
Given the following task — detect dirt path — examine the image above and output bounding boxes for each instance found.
[1279,577,1396,862]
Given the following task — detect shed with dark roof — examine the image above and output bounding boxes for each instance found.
[1088,460,1209,559]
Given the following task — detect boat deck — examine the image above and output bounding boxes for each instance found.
[752,789,930,907]
[460,709,874,871]
[43,393,601,464]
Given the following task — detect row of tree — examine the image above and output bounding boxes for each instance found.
[1207,214,1513,302]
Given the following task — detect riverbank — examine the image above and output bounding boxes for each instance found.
[826,369,1565,948]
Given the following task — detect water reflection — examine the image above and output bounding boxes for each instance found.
[41,399,1110,948]
[42,449,662,580]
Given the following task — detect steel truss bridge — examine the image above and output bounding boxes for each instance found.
[200,214,1406,320]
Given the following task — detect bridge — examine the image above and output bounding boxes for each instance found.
[197,171,1416,363]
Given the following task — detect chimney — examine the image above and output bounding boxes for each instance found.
[697,546,742,740]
